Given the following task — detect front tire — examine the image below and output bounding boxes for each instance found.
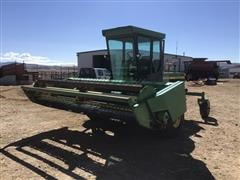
[198,99,210,119]
[164,114,184,136]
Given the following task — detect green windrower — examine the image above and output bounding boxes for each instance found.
[22,26,210,133]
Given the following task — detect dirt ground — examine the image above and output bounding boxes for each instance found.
[0,79,239,180]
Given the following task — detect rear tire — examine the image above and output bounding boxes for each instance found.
[205,78,217,85]
[186,74,192,81]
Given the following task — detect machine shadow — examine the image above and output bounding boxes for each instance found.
[1,119,215,180]
[202,117,218,126]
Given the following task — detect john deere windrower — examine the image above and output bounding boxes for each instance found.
[22,26,210,132]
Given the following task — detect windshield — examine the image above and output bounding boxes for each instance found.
[107,36,164,82]
[108,38,134,80]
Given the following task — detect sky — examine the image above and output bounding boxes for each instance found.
[0,0,239,65]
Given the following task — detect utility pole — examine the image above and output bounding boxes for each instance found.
[60,65,62,79]
[176,41,178,57]
[73,65,76,77]
[67,66,69,78]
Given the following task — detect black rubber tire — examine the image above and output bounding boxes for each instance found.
[205,79,217,85]
[165,114,184,136]
[199,100,210,119]
[186,74,192,81]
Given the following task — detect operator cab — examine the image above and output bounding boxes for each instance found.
[102,25,166,81]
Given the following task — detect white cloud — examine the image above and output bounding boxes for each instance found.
[0,52,75,66]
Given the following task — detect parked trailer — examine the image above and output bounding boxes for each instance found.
[185,60,231,81]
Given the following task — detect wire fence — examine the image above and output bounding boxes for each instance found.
[26,65,79,80]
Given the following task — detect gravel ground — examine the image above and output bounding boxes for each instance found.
[0,79,239,180]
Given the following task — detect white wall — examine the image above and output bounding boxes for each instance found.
[229,67,240,73]
[77,50,107,69]
[77,50,193,72]
[229,67,240,77]
[164,54,193,72]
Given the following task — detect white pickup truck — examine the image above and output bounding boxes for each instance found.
[78,68,111,79]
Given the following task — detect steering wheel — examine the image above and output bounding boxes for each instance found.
[127,51,133,59]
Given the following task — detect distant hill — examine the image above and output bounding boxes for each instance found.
[25,63,77,71]
[0,61,78,72]
[25,64,78,72]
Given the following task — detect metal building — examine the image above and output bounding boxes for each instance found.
[77,49,193,73]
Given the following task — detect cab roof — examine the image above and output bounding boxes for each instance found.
[102,25,166,40]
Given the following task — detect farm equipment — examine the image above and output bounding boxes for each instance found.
[22,26,210,132]
[184,59,231,81]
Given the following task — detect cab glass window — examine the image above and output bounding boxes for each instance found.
[153,40,161,72]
